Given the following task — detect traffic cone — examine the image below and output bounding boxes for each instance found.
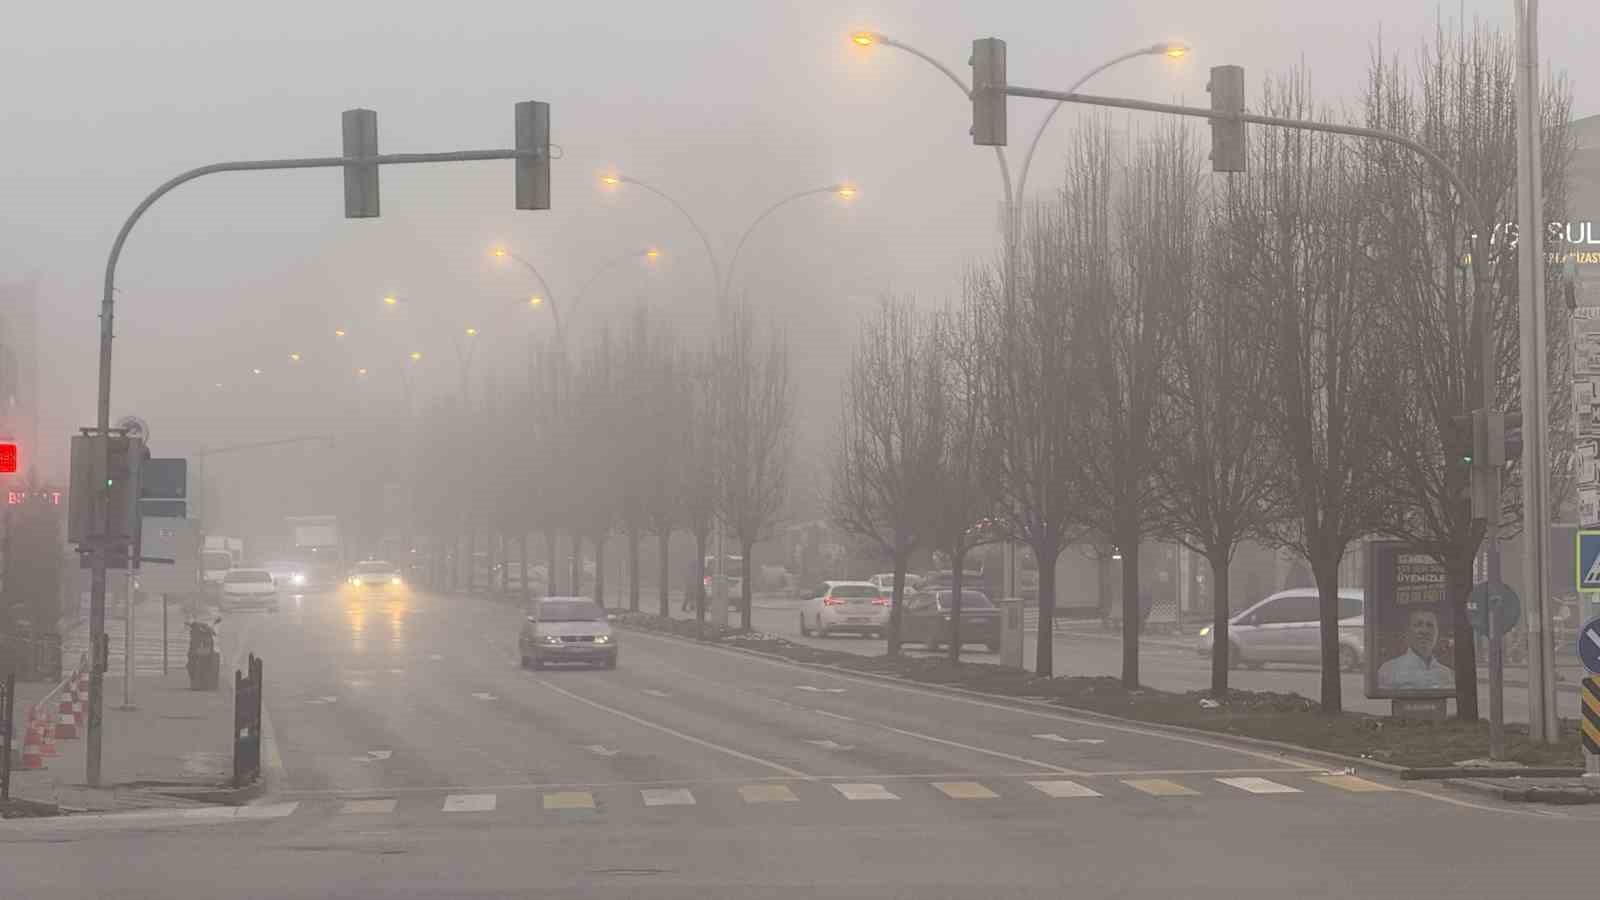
[17,721,47,770]
[38,715,60,757]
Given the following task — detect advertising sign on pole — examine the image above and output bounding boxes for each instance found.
[1364,541,1455,701]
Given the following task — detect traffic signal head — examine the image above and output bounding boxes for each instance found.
[515,100,551,211]
[341,108,380,218]
[0,441,16,474]
[1206,65,1246,173]
[970,38,1007,147]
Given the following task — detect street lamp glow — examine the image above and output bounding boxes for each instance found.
[410,351,423,361]
[334,328,347,338]
[645,248,661,261]
[464,327,478,337]
[252,368,263,375]
[356,367,368,376]
[529,295,544,306]
[491,246,508,258]
[383,295,398,306]
[600,174,622,186]
[289,353,301,362]
[1155,41,1190,59]
[833,184,859,199]
[851,31,883,47]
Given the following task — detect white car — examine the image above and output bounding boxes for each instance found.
[348,560,405,591]
[519,596,618,669]
[800,580,890,638]
[1196,588,1364,671]
[221,568,279,612]
[261,560,308,591]
[869,572,924,595]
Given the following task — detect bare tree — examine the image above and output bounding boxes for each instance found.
[1067,121,1194,689]
[828,297,944,656]
[1232,73,1400,714]
[927,293,999,662]
[1158,183,1280,696]
[681,350,720,636]
[979,203,1081,678]
[715,302,794,632]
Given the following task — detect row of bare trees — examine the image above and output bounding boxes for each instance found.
[409,300,793,634]
[829,25,1573,716]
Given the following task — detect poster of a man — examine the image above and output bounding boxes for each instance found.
[1376,608,1454,690]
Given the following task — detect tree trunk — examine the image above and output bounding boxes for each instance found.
[497,533,507,595]
[740,540,755,632]
[628,529,641,612]
[519,533,530,605]
[1035,543,1060,677]
[1208,549,1231,696]
[887,550,907,657]
[569,532,583,599]
[693,530,709,639]
[658,532,671,618]
[1312,553,1344,715]
[1120,537,1142,688]
[1447,546,1479,721]
[545,531,558,595]
[948,546,965,664]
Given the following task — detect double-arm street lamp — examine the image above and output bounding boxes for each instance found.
[489,245,662,347]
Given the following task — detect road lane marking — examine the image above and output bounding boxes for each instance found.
[532,677,810,778]
[813,710,855,722]
[932,781,998,800]
[584,744,621,758]
[870,721,1088,775]
[804,739,854,751]
[543,791,596,810]
[1028,780,1102,798]
[472,692,497,701]
[739,784,799,803]
[641,689,670,698]
[641,788,696,807]
[1216,777,1301,794]
[340,798,397,815]
[1122,779,1199,797]
[442,793,497,812]
[1311,774,1396,793]
[237,802,300,818]
[795,685,846,693]
[351,750,392,763]
[1033,733,1105,744]
[622,629,1324,769]
[833,783,898,800]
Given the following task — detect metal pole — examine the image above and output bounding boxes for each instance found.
[161,593,168,676]
[121,564,133,709]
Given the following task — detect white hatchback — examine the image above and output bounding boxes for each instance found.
[800,581,889,638]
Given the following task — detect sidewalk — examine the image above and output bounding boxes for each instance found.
[7,655,242,814]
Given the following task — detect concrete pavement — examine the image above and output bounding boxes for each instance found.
[2,586,1592,899]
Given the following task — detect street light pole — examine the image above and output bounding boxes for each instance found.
[722,185,857,299]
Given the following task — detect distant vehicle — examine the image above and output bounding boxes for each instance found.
[869,572,924,595]
[286,515,343,587]
[261,560,308,591]
[203,536,244,566]
[704,554,746,598]
[221,568,279,612]
[348,560,404,590]
[902,590,1001,653]
[1195,588,1364,671]
[519,596,617,669]
[800,580,889,638]
[200,549,234,592]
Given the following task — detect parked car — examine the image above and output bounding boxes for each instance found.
[1195,588,1364,671]
[800,580,890,638]
[221,568,279,612]
[519,596,617,669]
[901,589,1001,652]
[869,573,924,595]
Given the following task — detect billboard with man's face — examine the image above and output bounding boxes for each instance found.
[1364,541,1456,700]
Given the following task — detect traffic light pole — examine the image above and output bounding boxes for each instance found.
[88,133,548,787]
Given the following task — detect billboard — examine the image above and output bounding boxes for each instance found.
[1364,541,1456,700]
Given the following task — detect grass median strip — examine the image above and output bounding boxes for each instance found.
[617,611,1585,771]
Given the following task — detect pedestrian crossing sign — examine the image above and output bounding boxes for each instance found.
[1578,530,1600,592]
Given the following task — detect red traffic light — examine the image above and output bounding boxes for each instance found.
[0,442,16,474]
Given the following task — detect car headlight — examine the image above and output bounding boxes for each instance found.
[291,574,306,586]
[593,634,612,644]
[391,576,402,585]
[1198,626,1211,637]
[539,634,563,645]
[349,576,359,586]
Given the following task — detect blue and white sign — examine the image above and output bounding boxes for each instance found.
[1576,531,1600,591]
[1579,617,1600,675]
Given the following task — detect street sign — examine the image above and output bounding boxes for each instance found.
[1577,530,1600,590]
[1467,581,1521,635]
[1579,617,1600,675]
[1582,677,1600,756]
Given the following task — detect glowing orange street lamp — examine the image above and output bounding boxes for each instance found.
[334,328,347,338]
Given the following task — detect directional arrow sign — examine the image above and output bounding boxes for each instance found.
[804,739,854,751]
[1032,733,1106,745]
[795,686,846,694]
[1579,617,1600,675]
[584,745,619,758]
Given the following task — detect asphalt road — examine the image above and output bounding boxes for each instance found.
[4,587,1593,899]
[729,599,1586,724]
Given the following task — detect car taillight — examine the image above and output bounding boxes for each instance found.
[873,595,891,606]
[704,576,713,587]
[823,596,845,606]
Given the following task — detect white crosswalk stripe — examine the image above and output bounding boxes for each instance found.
[833,783,899,800]
[1216,777,1301,795]
[442,794,496,812]
[339,798,397,815]
[640,788,696,807]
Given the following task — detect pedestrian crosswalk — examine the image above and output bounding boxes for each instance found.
[60,599,197,676]
[269,772,1396,823]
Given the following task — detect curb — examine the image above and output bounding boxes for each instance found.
[1442,777,1600,805]
[618,622,1407,778]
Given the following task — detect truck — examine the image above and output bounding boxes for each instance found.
[201,535,243,593]
[285,515,344,589]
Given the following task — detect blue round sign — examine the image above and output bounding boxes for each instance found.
[1467,582,1520,635]
[1579,617,1600,675]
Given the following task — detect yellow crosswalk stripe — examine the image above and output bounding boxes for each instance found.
[738,784,799,804]
[542,791,596,810]
[932,781,999,800]
[1310,774,1397,793]
[1122,778,1199,797]
[1027,780,1101,798]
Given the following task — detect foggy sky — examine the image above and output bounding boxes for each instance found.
[4,0,1591,490]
